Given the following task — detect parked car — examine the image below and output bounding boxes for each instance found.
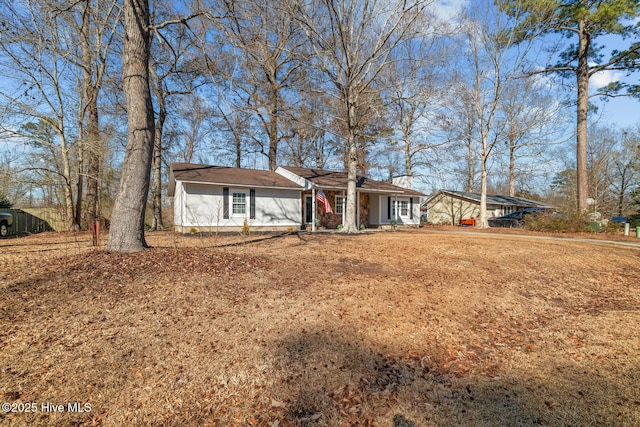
[0,211,13,237]
[488,208,548,228]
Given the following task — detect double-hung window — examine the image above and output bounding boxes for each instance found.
[335,196,345,215]
[232,192,247,216]
[399,200,408,216]
[392,200,409,217]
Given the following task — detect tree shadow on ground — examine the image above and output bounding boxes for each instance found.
[274,327,639,426]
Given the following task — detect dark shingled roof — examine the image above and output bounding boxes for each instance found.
[169,163,302,196]
[428,190,553,208]
[280,166,426,196]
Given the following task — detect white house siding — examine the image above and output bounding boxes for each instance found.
[369,195,420,227]
[252,187,301,227]
[173,181,185,227]
[176,182,301,232]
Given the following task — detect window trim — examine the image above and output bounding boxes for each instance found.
[335,195,346,215]
[392,199,409,218]
[399,200,408,216]
[231,191,248,217]
[223,187,230,219]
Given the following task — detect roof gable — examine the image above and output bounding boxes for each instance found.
[279,166,425,196]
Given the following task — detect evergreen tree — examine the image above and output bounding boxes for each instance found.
[502,0,640,211]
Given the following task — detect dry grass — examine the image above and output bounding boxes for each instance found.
[1,229,639,426]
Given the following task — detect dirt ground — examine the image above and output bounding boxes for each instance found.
[1,229,639,426]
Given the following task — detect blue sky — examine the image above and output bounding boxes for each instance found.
[434,0,640,130]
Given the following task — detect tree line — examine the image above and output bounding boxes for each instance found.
[0,0,638,250]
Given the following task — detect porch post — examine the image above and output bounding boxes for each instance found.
[312,187,316,232]
[395,194,398,221]
[357,191,360,230]
[342,190,345,226]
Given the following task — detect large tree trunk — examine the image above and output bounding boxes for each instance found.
[343,99,358,233]
[478,139,489,228]
[344,135,358,233]
[107,0,154,252]
[575,22,590,212]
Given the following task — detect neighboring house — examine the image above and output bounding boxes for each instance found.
[169,162,426,232]
[424,190,553,225]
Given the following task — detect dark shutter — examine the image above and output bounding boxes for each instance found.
[250,189,256,219]
[387,196,391,220]
[223,187,229,219]
[410,197,414,219]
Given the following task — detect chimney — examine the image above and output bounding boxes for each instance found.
[392,175,414,190]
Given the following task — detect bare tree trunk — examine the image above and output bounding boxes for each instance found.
[343,99,358,233]
[61,135,78,231]
[75,129,85,227]
[478,143,489,228]
[234,113,242,168]
[83,10,101,230]
[268,91,279,171]
[509,140,516,197]
[107,0,154,252]
[85,102,100,226]
[466,133,474,192]
[150,104,166,231]
[77,0,113,230]
[404,134,413,177]
[616,167,627,216]
[75,0,91,230]
[576,22,590,212]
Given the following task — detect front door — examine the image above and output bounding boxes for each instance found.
[305,196,313,223]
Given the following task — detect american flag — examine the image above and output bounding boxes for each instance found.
[316,189,333,213]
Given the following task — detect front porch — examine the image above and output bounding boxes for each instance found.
[302,189,370,230]
[300,189,420,230]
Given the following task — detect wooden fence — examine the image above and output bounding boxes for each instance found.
[0,207,66,235]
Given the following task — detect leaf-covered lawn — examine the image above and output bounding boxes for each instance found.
[1,230,639,426]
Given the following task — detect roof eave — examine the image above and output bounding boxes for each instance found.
[174,178,302,191]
